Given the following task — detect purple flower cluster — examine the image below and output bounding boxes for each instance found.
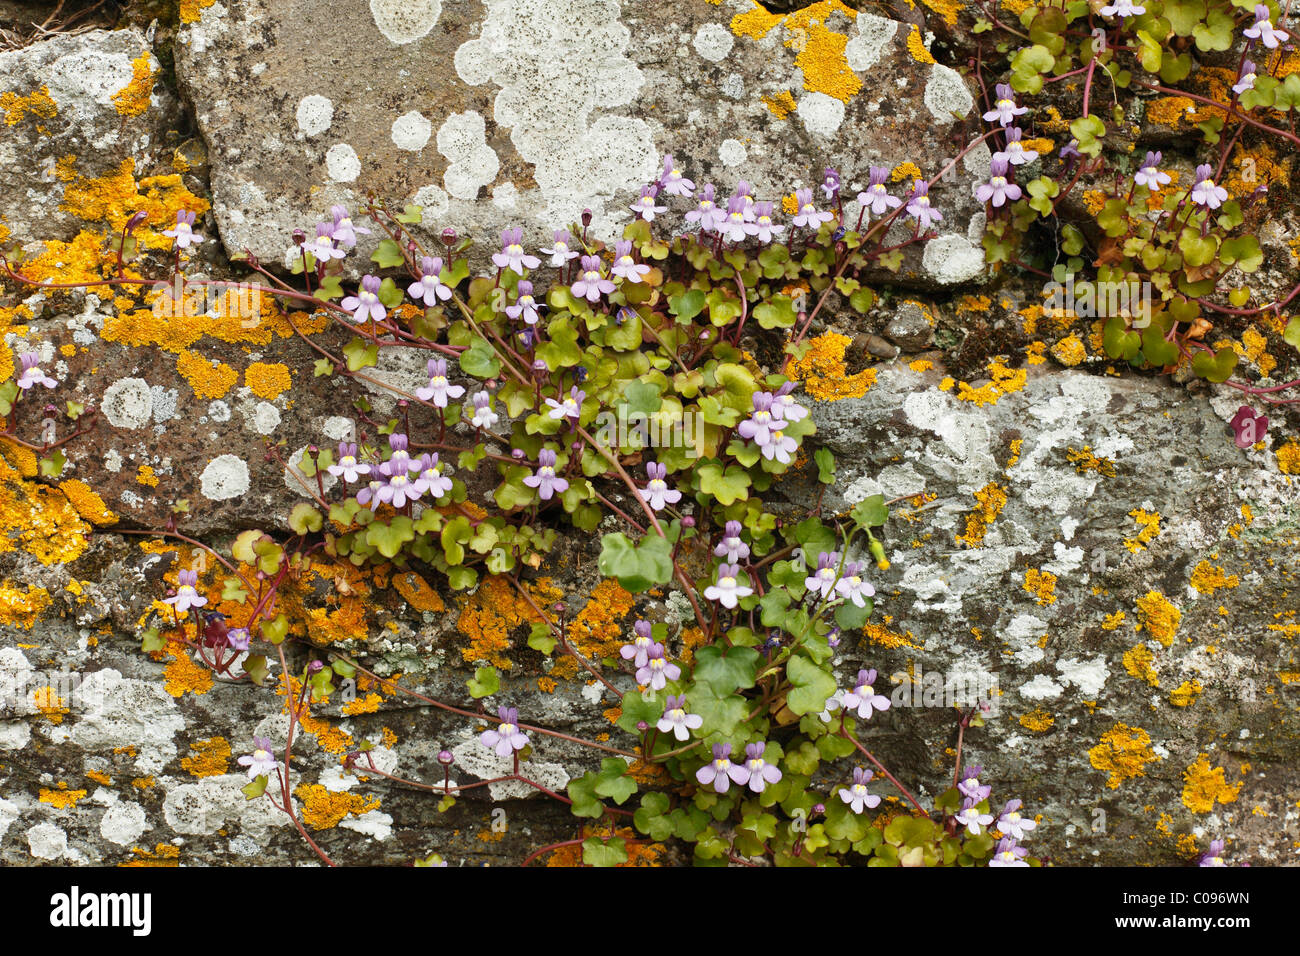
[695,742,782,794]
[347,433,452,509]
[948,765,1039,866]
[737,384,807,464]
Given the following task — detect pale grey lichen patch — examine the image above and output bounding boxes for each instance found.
[845,13,897,71]
[249,401,281,435]
[391,110,432,151]
[436,111,499,200]
[923,64,974,121]
[921,233,986,285]
[693,22,734,62]
[150,385,179,423]
[718,139,747,167]
[296,94,333,136]
[323,416,356,442]
[199,454,251,501]
[369,0,441,45]
[67,669,186,775]
[99,801,148,846]
[162,775,289,839]
[27,821,69,860]
[101,377,153,429]
[798,91,845,137]
[325,143,362,182]
[450,739,571,801]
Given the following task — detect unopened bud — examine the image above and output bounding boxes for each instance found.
[437,749,455,765]
[441,227,458,246]
[581,208,593,227]
[681,515,695,528]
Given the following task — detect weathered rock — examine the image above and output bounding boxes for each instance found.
[883,298,935,350]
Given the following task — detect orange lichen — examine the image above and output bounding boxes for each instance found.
[293,784,381,830]
[244,361,293,400]
[783,3,862,103]
[163,641,214,697]
[730,1,784,40]
[457,576,557,670]
[111,52,157,117]
[1089,722,1160,789]
[861,621,920,650]
[1050,334,1086,367]
[905,24,935,64]
[956,482,1007,549]
[1276,440,1300,474]
[57,479,118,526]
[0,581,52,629]
[136,465,160,487]
[544,825,664,867]
[1190,560,1239,596]
[32,685,69,723]
[1124,508,1162,552]
[392,571,446,613]
[176,349,239,400]
[1123,644,1159,687]
[1181,754,1242,813]
[1101,611,1126,630]
[787,331,876,401]
[120,843,180,867]
[761,90,797,119]
[85,770,113,786]
[1018,708,1055,732]
[1169,679,1202,708]
[178,0,220,23]
[1135,591,1181,647]
[1023,569,1057,606]
[0,457,91,564]
[1,85,57,126]
[953,360,1027,406]
[1067,446,1116,477]
[553,579,636,680]
[180,737,231,778]
[39,785,88,809]
[341,693,384,716]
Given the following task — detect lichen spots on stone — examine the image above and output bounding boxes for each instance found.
[1089,722,1160,789]
[57,158,208,248]
[111,52,157,117]
[951,360,1026,407]
[369,0,442,45]
[57,479,118,526]
[1135,591,1181,647]
[1181,754,1243,813]
[1018,708,1054,732]
[761,90,797,119]
[245,361,292,400]
[0,581,52,629]
[294,783,380,830]
[163,642,214,698]
[1190,560,1239,596]
[1124,508,1161,552]
[0,455,91,565]
[199,455,251,502]
[181,737,232,778]
[392,571,445,613]
[1123,644,1160,687]
[177,349,239,400]
[178,0,219,23]
[1,85,58,126]
[552,580,635,680]
[905,25,935,64]
[1276,440,1300,474]
[457,576,559,670]
[1023,569,1057,606]
[956,482,1007,548]
[1169,680,1202,708]
[787,331,876,401]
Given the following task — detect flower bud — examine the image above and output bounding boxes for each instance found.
[581,208,593,227]
[681,515,695,528]
[307,660,324,674]
[437,749,455,765]
[441,227,458,246]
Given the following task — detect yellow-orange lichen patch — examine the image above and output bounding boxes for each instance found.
[0,581,52,629]
[1018,708,1055,732]
[1,85,57,126]
[341,692,384,716]
[176,349,239,400]
[1066,446,1116,477]
[861,621,919,650]
[457,577,560,669]
[956,482,1007,549]
[120,843,180,867]
[787,331,877,401]
[111,52,157,117]
[0,460,91,564]
[953,360,1027,407]
[136,464,160,487]
[1023,569,1057,606]
[1050,334,1086,366]
[392,571,445,613]
[180,737,231,777]
[1190,560,1239,596]
[163,641,214,697]
[57,479,118,526]
[1123,644,1159,687]
[39,785,88,809]
[244,361,292,400]
[1124,508,1161,552]
[179,0,219,22]
[544,825,664,867]
[553,579,636,680]
[1135,591,1181,647]
[761,90,797,119]
[32,685,70,723]
[1276,440,1300,474]
[1181,754,1242,813]
[294,783,380,830]
[905,24,935,64]
[85,769,113,786]
[1089,722,1160,789]
[1169,679,1202,708]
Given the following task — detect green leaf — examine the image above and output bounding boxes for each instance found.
[596,532,675,593]
[1191,347,1238,383]
[786,654,837,717]
[698,461,751,505]
[635,793,675,841]
[582,836,628,867]
[615,689,665,735]
[849,494,889,530]
[372,238,407,269]
[692,645,761,694]
[242,775,269,800]
[567,773,605,818]
[593,758,638,805]
[467,665,499,699]
[536,315,584,369]
[288,503,323,534]
[670,289,707,323]
[460,336,501,378]
[1284,317,1300,348]
[753,295,798,330]
[1219,236,1263,273]
[365,516,415,559]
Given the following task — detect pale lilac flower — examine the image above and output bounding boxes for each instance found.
[657,694,703,741]
[630,185,667,221]
[685,184,723,232]
[820,167,841,201]
[413,453,453,500]
[906,180,944,230]
[975,156,1022,208]
[704,563,753,609]
[163,210,203,249]
[695,743,746,794]
[641,461,681,511]
[990,837,1030,867]
[611,241,651,283]
[719,196,753,242]
[983,83,1029,126]
[713,520,750,564]
[659,154,695,197]
[839,767,882,813]
[467,391,499,429]
[15,353,56,390]
[805,551,842,600]
[238,736,278,779]
[1191,163,1228,209]
[1244,4,1288,48]
[355,478,385,511]
[416,358,466,407]
[1099,0,1145,18]
[732,742,782,793]
[303,223,346,262]
[544,385,585,422]
[327,442,371,483]
[761,425,797,464]
[408,257,452,306]
[480,705,530,757]
[226,627,251,652]
[341,275,387,324]
[492,227,541,275]
[751,201,785,243]
[621,620,656,669]
[737,392,786,448]
[1233,60,1258,96]
[993,127,1038,166]
[384,433,419,476]
[1199,838,1228,867]
[541,230,580,267]
[523,449,569,501]
[858,167,902,217]
[1133,150,1171,189]
[505,280,542,324]
[997,799,1037,840]
[818,688,844,723]
[165,569,208,615]
[328,205,370,248]
[731,182,757,221]
[958,765,993,802]
[835,562,876,607]
[377,469,422,509]
[772,381,808,423]
[956,797,995,835]
[571,256,615,303]
[636,642,681,691]
[792,188,834,230]
[841,668,891,720]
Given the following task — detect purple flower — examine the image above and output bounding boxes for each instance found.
[544,385,585,423]
[731,182,757,220]
[713,520,750,564]
[732,742,783,793]
[957,765,992,802]
[165,569,208,615]
[955,797,995,835]
[341,275,387,324]
[238,736,278,779]
[842,668,891,720]
[384,433,418,476]
[993,127,1038,167]
[408,257,453,306]
[15,352,56,390]
[772,381,808,424]
[571,255,615,303]
[377,469,422,509]
[761,424,797,464]
[1058,139,1082,162]
[505,280,542,324]
[621,619,656,669]
[413,453,453,500]
[858,166,902,217]
[657,694,703,741]
[685,184,723,233]
[328,205,370,248]
[162,210,203,249]
[302,223,344,263]
[1244,4,1288,48]
[990,837,1030,867]
[327,442,371,483]
[1133,150,1171,190]
[1191,163,1228,209]
[416,358,466,407]
[975,156,1022,208]
[982,83,1029,127]
[641,461,681,511]
[611,241,651,283]
[635,642,681,691]
[835,561,876,607]
[523,449,569,501]
[737,392,786,448]
[695,743,746,794]
[467,391,499,429]
[1199,838,1228,867]
[1099,0,1145,17]
[355,478,385,511]
[750,201,785,243]
[820,167,841,201]
[226,627,251,652]
[839,767,882,813]
[997,799,1037,840]
[1230,405,1269,448]
[805,551,841,599]
[792,188,834,230]
[630,185,667,221]
[1233,60,1258,96]
[480,705,530,757]
[819,688,845,723]
[492,227,541,275]
[906,180,944,230]
[658,154,695,198]
[541,230,580,267]
[719,196,753,242]
[704,563,753,609]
